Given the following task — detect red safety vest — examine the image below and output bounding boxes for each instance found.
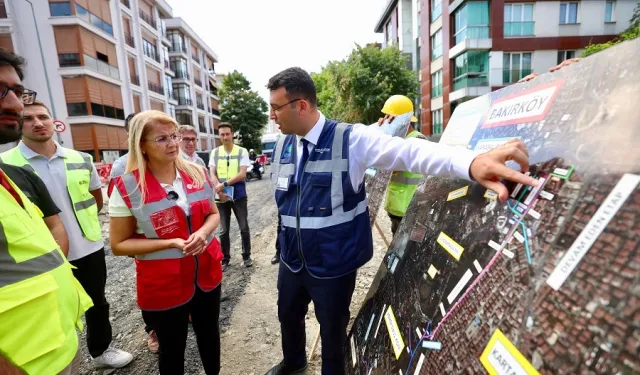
[114,168,223,311]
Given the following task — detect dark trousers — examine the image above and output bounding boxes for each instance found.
[388,213,403,237]
[70,248,112,358]
[141,285,221,375]
[217,197,251,260]
[275,214,282,256]
[277,264,357,375]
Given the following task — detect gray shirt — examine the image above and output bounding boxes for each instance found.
[17,141,104,261]
[110,153,129,179]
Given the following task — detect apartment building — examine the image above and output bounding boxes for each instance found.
[375,0,633,136]
[0,0,220,161]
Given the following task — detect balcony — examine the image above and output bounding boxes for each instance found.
[171,91,179,101]
[211,108,220,117]
[124,33,135,48]
[209,87,218,96]
[148,81,163,95]
[454,25,490,45]
[502,69,532,85]
[169,43,187,53]
[450,25,492,59]
[177,98,193,106]
[120,0,130,9]
[176,115,192,125]
[71,54,119,80]
[504,22,535,37]
[139,10,157,29]
[144,50,161,63]
[175,70,189,79]
[197,102,205,111]
[450,73,490,102]
[194,77,202,87]
[58,53,81,68]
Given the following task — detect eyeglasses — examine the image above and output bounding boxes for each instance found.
[270,98,302,113]
[181,137,197,144]
[145,132,181,146]
[0,83,37,104]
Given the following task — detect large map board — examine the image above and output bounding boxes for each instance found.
[346,39,640,375]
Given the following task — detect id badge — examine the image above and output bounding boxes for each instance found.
[276,175,290,191]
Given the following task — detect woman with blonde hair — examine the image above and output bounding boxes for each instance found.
[109,110,223,374]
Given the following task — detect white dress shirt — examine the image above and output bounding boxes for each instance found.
[296,112,478,190]
[17,141,104,261]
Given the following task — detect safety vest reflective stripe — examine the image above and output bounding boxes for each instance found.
[0,223,64,288]
[272,123,364,230]
[390,174,422,185]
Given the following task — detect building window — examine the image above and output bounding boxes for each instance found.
[50,2,72,16]
[557,50,576,64]
[168,104,176,118]
[559,2,578,24]
[142,39,159,62]
[431,0,442,22]
[385,21,392,46]
[431,29,442,59]
[168,30,186,52]
[432,109,443,134]
[58,53,81,67]
[173,83,192,106]
[67,102,88,116]
[175,110,192,125]
[504,4,534,36]
[89,103,124,119]
[75,4,113,35]
[453,51,489,90]
[503,52,532,84]
[453,1,490,45]
[605,1,615,22]
[431,70,442,98]
[164,75,173,98]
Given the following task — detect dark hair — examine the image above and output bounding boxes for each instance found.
[267,67,317,106]
[124,112,137,132]
[0,48,25,80]
[218,122,232,131]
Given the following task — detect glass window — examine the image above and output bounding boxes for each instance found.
[431,0,442,22]
[559,2,578,24]
[431,29,442,59]
[453,51,489,90]
[58,53,81,67]
[432,109,443,134]
[386,22,392,45]
[453,2,490,44]
[50,2,72,16]
[504,4,534,36]
[116,108,125,120]
[605,1,615,22]
[431,70,442,98]
[91,103,104,117]
[67,102,88,116]
[104,106,116,118]
[75,4,89,21]
[503,52,532,84]
[557,50,576,64]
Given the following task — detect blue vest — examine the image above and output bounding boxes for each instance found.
[270,119,373,279]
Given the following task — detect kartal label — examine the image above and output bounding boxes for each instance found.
[480,329,540,375]
[481,80,564,129]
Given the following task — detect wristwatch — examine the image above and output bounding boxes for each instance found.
[223,181,229,187]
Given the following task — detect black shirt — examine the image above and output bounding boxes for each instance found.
[0,163,61,218]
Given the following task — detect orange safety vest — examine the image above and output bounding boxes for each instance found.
[113,168,223,311]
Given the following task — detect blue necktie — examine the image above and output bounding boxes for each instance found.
[297,139,309,184]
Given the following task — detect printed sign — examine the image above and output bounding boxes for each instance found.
[437,232,464,261]
[447,185,469,201]
[53,120,66,133]
[480,329,540,375]
[481,80,564,129]
[547,173,640,290]
[484,190,498,200]
[427,264,439,279]
[384,306,405,360]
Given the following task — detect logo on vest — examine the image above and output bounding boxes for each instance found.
[315,148,330,153]
[283,144,293,158]
[150,207,181,237]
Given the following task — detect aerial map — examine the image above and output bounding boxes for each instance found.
[346,39,640,375]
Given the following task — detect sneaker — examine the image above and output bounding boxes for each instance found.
[243,257,253,267]
[222,260,230,272]
[93,348,134,369]
[271,254,280,265]
[265,360,307,375]
[147,331,159,353]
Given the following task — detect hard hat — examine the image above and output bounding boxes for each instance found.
[381,95,414,116]
[249,149,255,152]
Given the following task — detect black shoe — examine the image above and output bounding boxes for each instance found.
[222,260,229,272]
[243,257,253,267]
[271,254,280,265]
[265,361,307,375]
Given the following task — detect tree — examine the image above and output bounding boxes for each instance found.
[582,1,640,57]
[218,70,269,151]
[311,45,419,124]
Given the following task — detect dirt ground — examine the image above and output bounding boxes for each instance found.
[79,167,392,375]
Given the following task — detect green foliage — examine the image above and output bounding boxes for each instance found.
[218,70,268,151]
[311,45,419,124]
[581,2,640,57]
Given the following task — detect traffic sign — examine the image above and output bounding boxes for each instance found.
[53,120,66,133]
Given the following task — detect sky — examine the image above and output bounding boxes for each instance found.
[169,0,389,106]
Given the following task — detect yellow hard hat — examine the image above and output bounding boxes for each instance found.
[381,95,414,116]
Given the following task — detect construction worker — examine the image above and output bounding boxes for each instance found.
[264,67,537,375]
[0,48,93,375]
[209,122,253,270]
[1,100,134,369]
[378,95,427,236]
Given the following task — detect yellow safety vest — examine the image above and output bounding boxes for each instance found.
[211,145,245,181]
[0,147,102,241]
[0,169,93,375]
[384,130,426,217]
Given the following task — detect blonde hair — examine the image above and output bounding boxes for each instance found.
[126,110,206,203]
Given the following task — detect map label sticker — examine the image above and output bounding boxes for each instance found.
[447,185,469,201]
[547,173,640,290]
[553,167,569,176]
[447,269,473,304]
[539,190,554,200]
[422,341,443,351]
[427,264,439,279]
[488,240,502,251]
[374,304,386,339]
[364,313,376,343]
[524,177,546,205]
[513,231,525,243]
[510,172,530,198]
[527,208,541,220]
[415,327,422,338]
[502,248,515,259]
[484,189,498,200]
[351,335,357,367]
[413,353,426,375]
[437,232,464,261]
[384,306,405,360]
[439,302,446,317]
[473,259,483,273]
[480,329,540,375]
